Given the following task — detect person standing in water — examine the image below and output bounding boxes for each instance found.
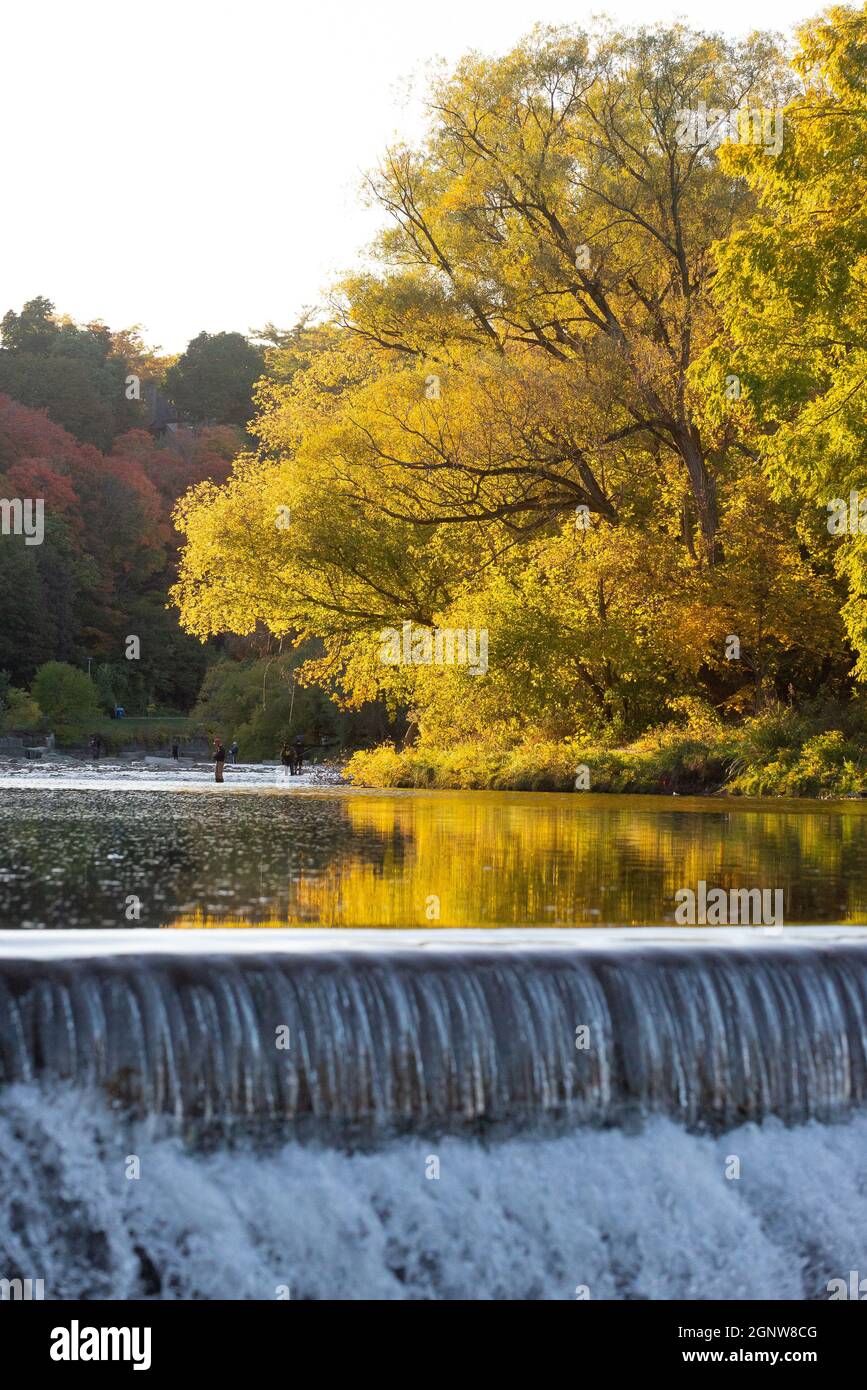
[292,734,304,776]
[280,741,292,781]
[229,739,238,765]
[213,738,226,783]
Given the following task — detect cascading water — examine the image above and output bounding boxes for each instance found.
[3,928,867,1299]
[2,929,867,1136]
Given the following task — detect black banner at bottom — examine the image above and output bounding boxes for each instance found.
[1,1298,860,1375]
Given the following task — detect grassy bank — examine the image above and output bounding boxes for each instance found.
[345,705,867,798]
[61,717,194,753]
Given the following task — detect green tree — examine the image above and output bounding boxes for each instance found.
[0,536,58,682]
[192,651,342,761]
[164,331,264,426]
[0,298,151,447]
[173,24,790,733]
[31,662,100,738]
[331,22,789,562]
[1,687,41,732]
[0,296,59,354]
[709,5,867,667]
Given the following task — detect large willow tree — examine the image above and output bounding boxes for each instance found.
[174,18,847,740]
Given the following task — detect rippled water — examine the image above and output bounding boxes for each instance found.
[1,767,866,927]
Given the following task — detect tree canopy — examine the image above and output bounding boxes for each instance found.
[709,4,867,672]
[164,331,264,427]
[174,15,857,746]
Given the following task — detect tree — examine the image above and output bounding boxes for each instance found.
[0,530,59,681]
[31,662,100,737]
[710,4,867,671]
[0,298,154,447]
[163,331,264,426]
[700,474,844,711]
[0,296,59,354]
[0,393,215,706]
[1,687,41,732]
[328,22,789,562]
[172,23,799,736]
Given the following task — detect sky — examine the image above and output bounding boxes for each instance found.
[3,0,823,353]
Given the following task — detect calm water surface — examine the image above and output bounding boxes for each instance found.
[1,771,866,928]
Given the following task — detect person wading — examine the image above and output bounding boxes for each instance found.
[292,734,304,776]
[280,741,292,781]
[213,738,226,783]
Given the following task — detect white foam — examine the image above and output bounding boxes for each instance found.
[0,1084,863,1300]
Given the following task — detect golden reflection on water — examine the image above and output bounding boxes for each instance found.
[164,790,867,929]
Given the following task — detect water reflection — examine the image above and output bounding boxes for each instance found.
[1,785,866,928]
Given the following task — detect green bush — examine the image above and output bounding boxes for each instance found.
[346,704,867,799]
[30,662,100,739]
[1,686,42,733]
[729,729,863,796]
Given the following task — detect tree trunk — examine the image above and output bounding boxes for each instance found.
[677,429,722,564]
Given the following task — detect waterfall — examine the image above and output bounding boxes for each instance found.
[2,930,867,1137]
[3,1085,866,1299]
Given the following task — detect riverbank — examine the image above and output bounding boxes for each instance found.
[345,706,867,797]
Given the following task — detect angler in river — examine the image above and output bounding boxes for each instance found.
[212,738,226,783]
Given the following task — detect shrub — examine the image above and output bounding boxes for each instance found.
[346,716,866,799]
[30,662,100,739]
[1,686,42,733]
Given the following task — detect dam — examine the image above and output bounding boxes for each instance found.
[2,928,866,1137]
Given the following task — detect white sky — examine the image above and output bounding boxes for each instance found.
[2,0,821,352]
